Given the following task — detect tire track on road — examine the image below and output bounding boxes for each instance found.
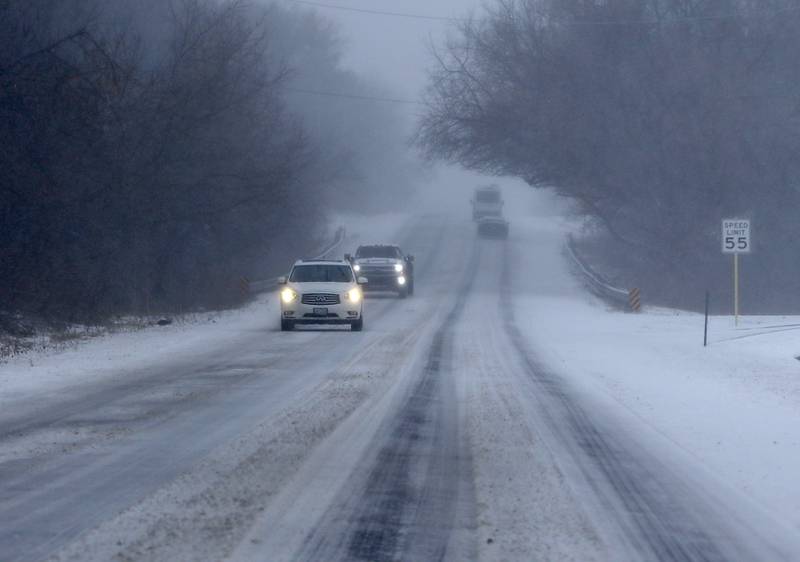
[291,237,481,562]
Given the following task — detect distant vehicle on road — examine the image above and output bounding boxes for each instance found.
[471,185,504,221]
[278,260,367,331]
[346,244,414,298]
[477,216,510,239]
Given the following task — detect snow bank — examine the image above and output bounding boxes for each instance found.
[510,208,800,535]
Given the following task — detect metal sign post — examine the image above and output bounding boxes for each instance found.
[734,253,739,324]
[721,219,751,326]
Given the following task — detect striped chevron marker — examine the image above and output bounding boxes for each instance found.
[629,288,641,312]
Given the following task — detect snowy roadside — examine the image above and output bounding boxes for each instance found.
[510,211,800,538]
[0,224,342,363]
[0,295,275,411]
[0,213,411,412]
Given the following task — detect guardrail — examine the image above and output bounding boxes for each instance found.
[565,234,640,312]
[246,226,347,295]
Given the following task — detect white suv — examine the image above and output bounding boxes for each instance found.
[278,260,366,332]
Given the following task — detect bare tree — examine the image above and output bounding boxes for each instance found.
[418,0,800,311]
[1,0,418,325]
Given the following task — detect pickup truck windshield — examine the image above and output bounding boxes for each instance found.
[290,265,353,283]
[356,246,401,259]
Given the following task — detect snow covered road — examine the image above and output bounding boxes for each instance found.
[2,207,800,561]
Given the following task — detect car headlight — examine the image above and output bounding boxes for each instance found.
[397,276,406,286]
[347,288,362,303]
[353,264,361,272]
[281,288,297,304]
[394,263,404,273]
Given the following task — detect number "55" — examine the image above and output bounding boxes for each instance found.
[724,236,748,250]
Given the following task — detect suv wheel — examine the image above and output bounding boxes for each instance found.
[281,320,294,332]
[351,318,363,332]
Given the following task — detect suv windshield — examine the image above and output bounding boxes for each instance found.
[356,246,400,259]
[476,190,500,203]
[290,265,353,283]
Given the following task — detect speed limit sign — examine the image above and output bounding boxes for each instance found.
[722,219,751,254]
[722,218,751,326]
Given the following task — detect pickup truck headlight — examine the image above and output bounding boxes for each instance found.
[281,288,297,304]
[353,264,361,272]
[394,263,404,273]
[347,288,362,303]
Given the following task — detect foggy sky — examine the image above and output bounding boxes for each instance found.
[283,0,549,210]
[293,0,482,98]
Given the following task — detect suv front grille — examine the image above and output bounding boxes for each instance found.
[301,293,340,305]
[362,266,396,274]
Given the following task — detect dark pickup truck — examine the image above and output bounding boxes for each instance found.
[346,244,415,297]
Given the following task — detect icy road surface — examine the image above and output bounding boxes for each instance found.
[2,213,800,561]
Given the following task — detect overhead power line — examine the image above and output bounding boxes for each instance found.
[283,0,461,22]
[284,86,425,106]
[557,5,800,25]
[282,0,800,26]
